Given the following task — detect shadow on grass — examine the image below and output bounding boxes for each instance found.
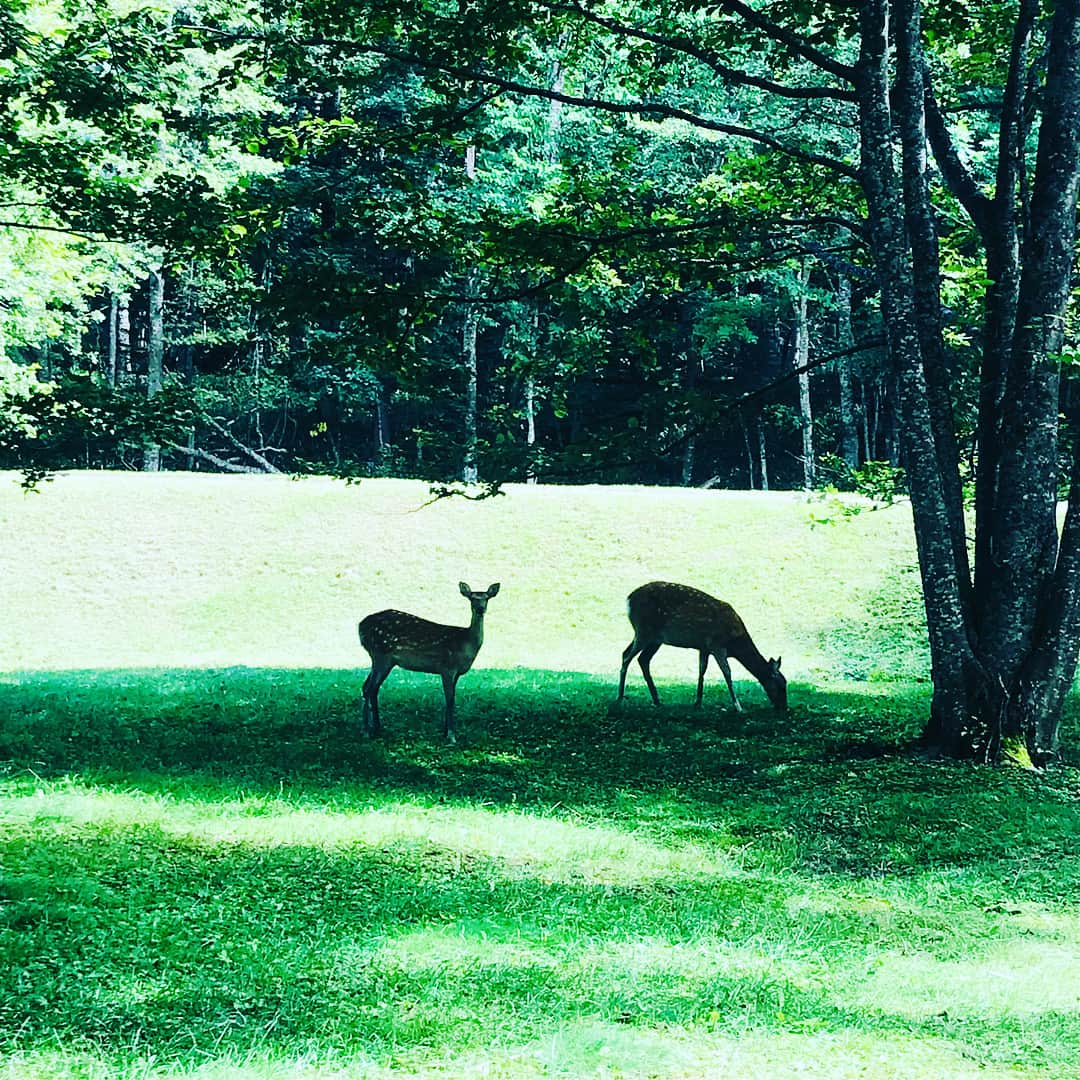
[1,665,1079,888]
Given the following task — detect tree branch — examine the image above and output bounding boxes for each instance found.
[201,414,282,472]
[163,441,266,473]
[178,25,860,181]
[714,0,858,83]
[540,1,856,101]
[922,69,993,239]
[0,220,110,242]
[343,42,861,178]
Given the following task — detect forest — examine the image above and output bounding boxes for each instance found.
[1,0,920,492]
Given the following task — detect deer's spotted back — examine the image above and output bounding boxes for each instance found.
[627,581,747,648]
[358,609,482,674]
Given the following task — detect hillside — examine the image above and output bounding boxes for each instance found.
[0,472,926,684]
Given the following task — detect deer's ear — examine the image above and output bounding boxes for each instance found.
[459,581,471,596]
[487,583,500,597]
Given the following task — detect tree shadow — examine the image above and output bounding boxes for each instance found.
[1,665,1078,887]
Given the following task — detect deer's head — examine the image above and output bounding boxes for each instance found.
[460,581,500,617]
[763,656,787,710]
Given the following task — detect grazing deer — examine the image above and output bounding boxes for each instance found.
[358,582,500,742]
[617,581,786,711]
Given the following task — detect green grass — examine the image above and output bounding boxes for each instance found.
[1,473,1079,1078]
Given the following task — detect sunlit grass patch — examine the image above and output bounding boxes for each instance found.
[846,937,1080,1017]
[0,778,747,885]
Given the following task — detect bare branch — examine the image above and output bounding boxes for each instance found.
[163,441,265,473]
[202,414,282,472]
[0,220,110,242]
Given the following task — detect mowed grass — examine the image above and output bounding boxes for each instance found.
[1,473,1079,1079]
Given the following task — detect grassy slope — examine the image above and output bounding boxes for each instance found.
[2,473,1079,1080]
[0,472,925,680]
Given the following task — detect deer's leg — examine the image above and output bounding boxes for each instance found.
[695,650,709,707]
[362,658,393,735]
[714,651,743,713]
[441,671,459,744]
[638,643,662,705]
[618,639,641,701]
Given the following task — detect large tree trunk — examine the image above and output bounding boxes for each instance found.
[981,0,1080,761]
[858,0,979,749]
[860,0,1080,763]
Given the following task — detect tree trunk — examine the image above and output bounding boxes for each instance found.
[142,268,165,472]
[858,0,978,748]
[525,374,537,484]
[681,352,697,486]
[858,0,1080,762]
[738,409,755,488]
[757,414,770,492]
[374,378,390,459]
[116,298,131,388]
[106,293,119,388]
[836,274,860,470]
[978,0,1080,761]
[794,266,814,490]
[462,296,480,484]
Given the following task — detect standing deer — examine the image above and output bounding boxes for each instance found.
[617,581,787,711]
[358,581,500,742]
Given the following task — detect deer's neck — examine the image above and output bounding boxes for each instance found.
[729,634,771,687]
[466,609,486,649]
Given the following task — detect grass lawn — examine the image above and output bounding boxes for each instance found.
[1,472,1079,1078]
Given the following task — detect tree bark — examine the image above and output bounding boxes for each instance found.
[836,274,860,470]
[857,0,979,749]
[142,268,165,472]
[967,0,1038,629]
[794,265,814,490]
[462,294,480,484]
[983,0,1080,760]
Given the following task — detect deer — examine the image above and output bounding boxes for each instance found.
[617,581,787,712]
[358,582,500,742]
